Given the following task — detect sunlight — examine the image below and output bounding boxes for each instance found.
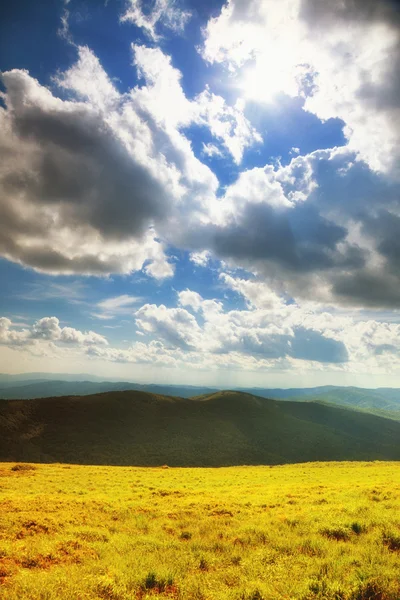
[238,49,300,104]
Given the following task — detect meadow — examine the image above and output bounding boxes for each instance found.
[0,461,399,600]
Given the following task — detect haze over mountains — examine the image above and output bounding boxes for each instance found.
[1,374,399,421]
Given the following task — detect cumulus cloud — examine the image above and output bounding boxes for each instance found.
[202,0,400,176]
[0,316,108,349]
[131,45,261,163]
[220,274,284,309]
[0,53,177,277]
[178,290,204,312]
[1,17,399,315]
[133,290,348,363]
[0,42,261,278]
[135,304,203,349]
[177,147,400,308]
[7,289,390,377]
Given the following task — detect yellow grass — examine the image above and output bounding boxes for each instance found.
[0,461,399,599]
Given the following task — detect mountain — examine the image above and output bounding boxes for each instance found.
[1,390,399,466]
[237,386,400,419]
[0,379,217,400]
[1,378,399,420]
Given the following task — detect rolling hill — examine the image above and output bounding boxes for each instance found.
[0,379,217,400]
[0,389,399,466]
[238,385,400,419]
[1,377,399,420]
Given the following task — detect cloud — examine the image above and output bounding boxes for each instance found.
[201,0,400,176]
[0,316,108,349]
[133,291,348,364]
[135,304,203,349]
[178,147,400,308]
[0,57,176,277]
[0,42,262,278]
[18,281,87,303]
[0,45,216,278]
[121,0,191,41]
[131,45,261,163]
[0,318,31,347]
[178,289,204,312]
[193,91,261,164]
[94,295,142,320]
[202,143,224,158]
[189,250,211,267]
[3,289,393,376]
[220,274,284,309]
[1,25,399,313]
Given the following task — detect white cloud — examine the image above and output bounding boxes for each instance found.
[202,143,224,158]
[178,289,204,312]
[4,290,391,378]
[132,45,261,164]
[121,0,191,41]
[135,303,204,349]
[0,316,108,350]
[220,273,284,309]
[189,250,211,267]
[193,90,262,164]
[94,294,142,320]
[201,0,400,176]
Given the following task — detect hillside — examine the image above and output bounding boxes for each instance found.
[0,379,217,400]
[0,390,399,465]
[242,385,400,415]
[1,377,399,421]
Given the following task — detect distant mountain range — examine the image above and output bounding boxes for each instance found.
[0,375,399,420]
[0,389,399,466]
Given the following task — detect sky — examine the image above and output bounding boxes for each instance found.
[0,0,399,388]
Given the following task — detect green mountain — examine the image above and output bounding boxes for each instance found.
[1,378,399,420]
[238,386,400,419]
[1,390,399,466]
[0,379,217,400]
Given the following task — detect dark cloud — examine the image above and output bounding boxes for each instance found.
[1,71,168,241]
[290,327,348,363]
[333,270,400,308]
[184,197,365,274]
[217,324,348,364]
[300,0,400,28]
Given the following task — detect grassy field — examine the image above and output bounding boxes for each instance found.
[0,462,399,600]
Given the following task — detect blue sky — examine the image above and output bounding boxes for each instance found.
[0,0,399,387]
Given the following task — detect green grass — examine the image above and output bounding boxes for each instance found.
[0,461,399,599]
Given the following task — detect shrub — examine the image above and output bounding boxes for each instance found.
[350,522,367,535]
[304,578,346,599]
[382,532,400,551]
[142,571,174,592]
[198,557,208,571]
[143,571,157,589]
[11,463,36,472]
[351,580,392,600]
[321,527,350,541]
